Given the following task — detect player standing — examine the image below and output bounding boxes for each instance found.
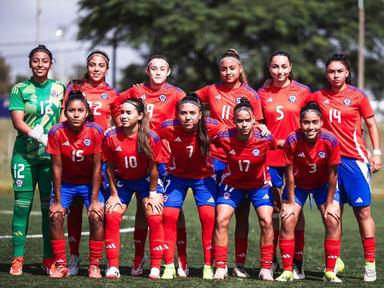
[312,54,381,282]
[8,45,65,276]
[47,91,105,278]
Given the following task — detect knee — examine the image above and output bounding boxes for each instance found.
[50,211,64,227]
[88,211,104,227]
[326,217,340,232]
[216,215,230,231]
[355,207,372,222]
[259,217,273,233]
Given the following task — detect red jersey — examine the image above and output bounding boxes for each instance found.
[47,121,104,185]
[312,85,374,162]
[195,83,264,162]
[283,129,340,189]
[258,80,311,166]
[102,128,162,181]
[64,82,120,131]
[157,117,222,179]
[212,128,275,189]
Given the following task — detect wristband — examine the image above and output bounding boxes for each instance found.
[373,149,382,156]
[149,190,157,198]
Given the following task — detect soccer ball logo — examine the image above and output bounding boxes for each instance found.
[289,95,297,103]
[83,139,91,146]
[343,98,352,106]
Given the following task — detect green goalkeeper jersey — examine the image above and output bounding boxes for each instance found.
[9,78,65,160]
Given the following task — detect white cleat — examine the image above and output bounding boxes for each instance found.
[293,261,305,280]
[259,268,274,281]
[364,261,376,282]
[213,267,228,280]
[149,267,161,280]
[177,258,189,277]
[68,255,81,276]
[105,266,120,279]
[232,265,249,278]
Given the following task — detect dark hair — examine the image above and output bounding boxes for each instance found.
[177,93,210,156]
[122,98,153,160]
[86,50,110,67]
[234,97,254,116]
[64,90,94,122]
[325,53,352,85]
[146,55,170,69]
[299,101,322,121]
[218,49,248,84]
[29,45,52,62]
[268,50,294,80]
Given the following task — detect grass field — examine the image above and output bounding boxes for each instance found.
[0,192,383,288]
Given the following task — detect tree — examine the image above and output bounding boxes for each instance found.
[0,56,11,97]
[78,0,384,98]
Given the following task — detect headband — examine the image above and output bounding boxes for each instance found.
[218,56,241,65]
[86,52,109,65]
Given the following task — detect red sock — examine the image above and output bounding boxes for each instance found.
[177,227,188,270]
[324,239,340,272]
[89,240,103,266]
[198,205,215,265]
[133,228,147,267]
[67,201,84,256]
[260,244,274,269]
[294,229,304,262]
[105,212,122,268]
[279,239,294,271]
[214,245,228,268]
[51,239,67,266]
[235,238,248,265]
[162,207,180,264]
[273,229,279,259]
[147,214,164,269]
[362,237,376,263]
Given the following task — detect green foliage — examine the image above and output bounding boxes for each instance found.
[0,56,11,96]
[79,0,384,94]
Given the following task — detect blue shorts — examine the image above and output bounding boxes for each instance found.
[282,185,340,208]
[216,184,273,209]
[338,157,371,207]
[101,162,110,192]
[158,163,167,182]
[110,177,164,205]
[52,182,105,209]
[163,174,216,208]
[269,166,284,188]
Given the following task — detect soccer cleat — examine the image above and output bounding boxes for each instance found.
[42,257,54,275]
[202,264,214,280]
[161,264,176,280]
[68,254,81,276]
[259,268,274,281]
[232,265,249,278]
[334,257,345,275]
[213,267,228,280]
[293,261,305,280]
[49,264,69,278]
[149,267,161,280]
[271,258,280,273]
[88,264,102,278]
[105,266,120,279]
[276,270,294,282]
[9,257,24,276]
[364,261,376,282]
[323,271,342,283]
[131,254,147,276]
[177,258,189,277]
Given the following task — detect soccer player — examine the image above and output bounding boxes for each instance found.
[195,49,264,278]
[157,95,221,280]
[102,98,164,280]
[8,45,65,276]
[212,98,277,281]
[119,55,188,277]
[276,101,342,282]
[61,50,120,275]
[258,50,311,278]
[47,91,105,279]
[312,54,381,282]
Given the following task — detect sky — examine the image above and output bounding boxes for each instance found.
[0,0,140,87]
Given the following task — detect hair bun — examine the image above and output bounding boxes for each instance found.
[239,97,250,104]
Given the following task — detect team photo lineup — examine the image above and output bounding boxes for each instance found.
[6,44,382,283]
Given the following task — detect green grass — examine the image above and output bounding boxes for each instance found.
[0,192,383,287]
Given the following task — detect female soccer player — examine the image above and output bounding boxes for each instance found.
[8,45,65,276]
[258,50,311,278]
[276,101,342,283]
[47,91,105,279]
[102,98,164,280]
[212,98,277,281]
[120,55,188,277]
[157,95,221,280]
[195,49,264,278]
[62,50,120,276]
[312,54,381,282]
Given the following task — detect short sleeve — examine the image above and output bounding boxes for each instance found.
[283,140,294,165]
[47,130,61,155]
[195,85,210,103]
[359,94,374,120]
[93,129,104,154]
[328,139,341,166]
[8,85,25,111]
[150,131,162,163]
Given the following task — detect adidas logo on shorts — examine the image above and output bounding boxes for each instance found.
[355,197,363,203]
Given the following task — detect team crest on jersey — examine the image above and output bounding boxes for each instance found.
[101,92,109,100]
[83,139,91,146]
[252,149,260,156]
[159,94,167,102]
[50,90,59,98]
[318,151,326,158]
[343,98,352,106]
[16,180,23,187]
[288,95,297,103]
[215,94,221,100]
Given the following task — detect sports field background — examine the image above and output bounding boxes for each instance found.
[0,118,383,287]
